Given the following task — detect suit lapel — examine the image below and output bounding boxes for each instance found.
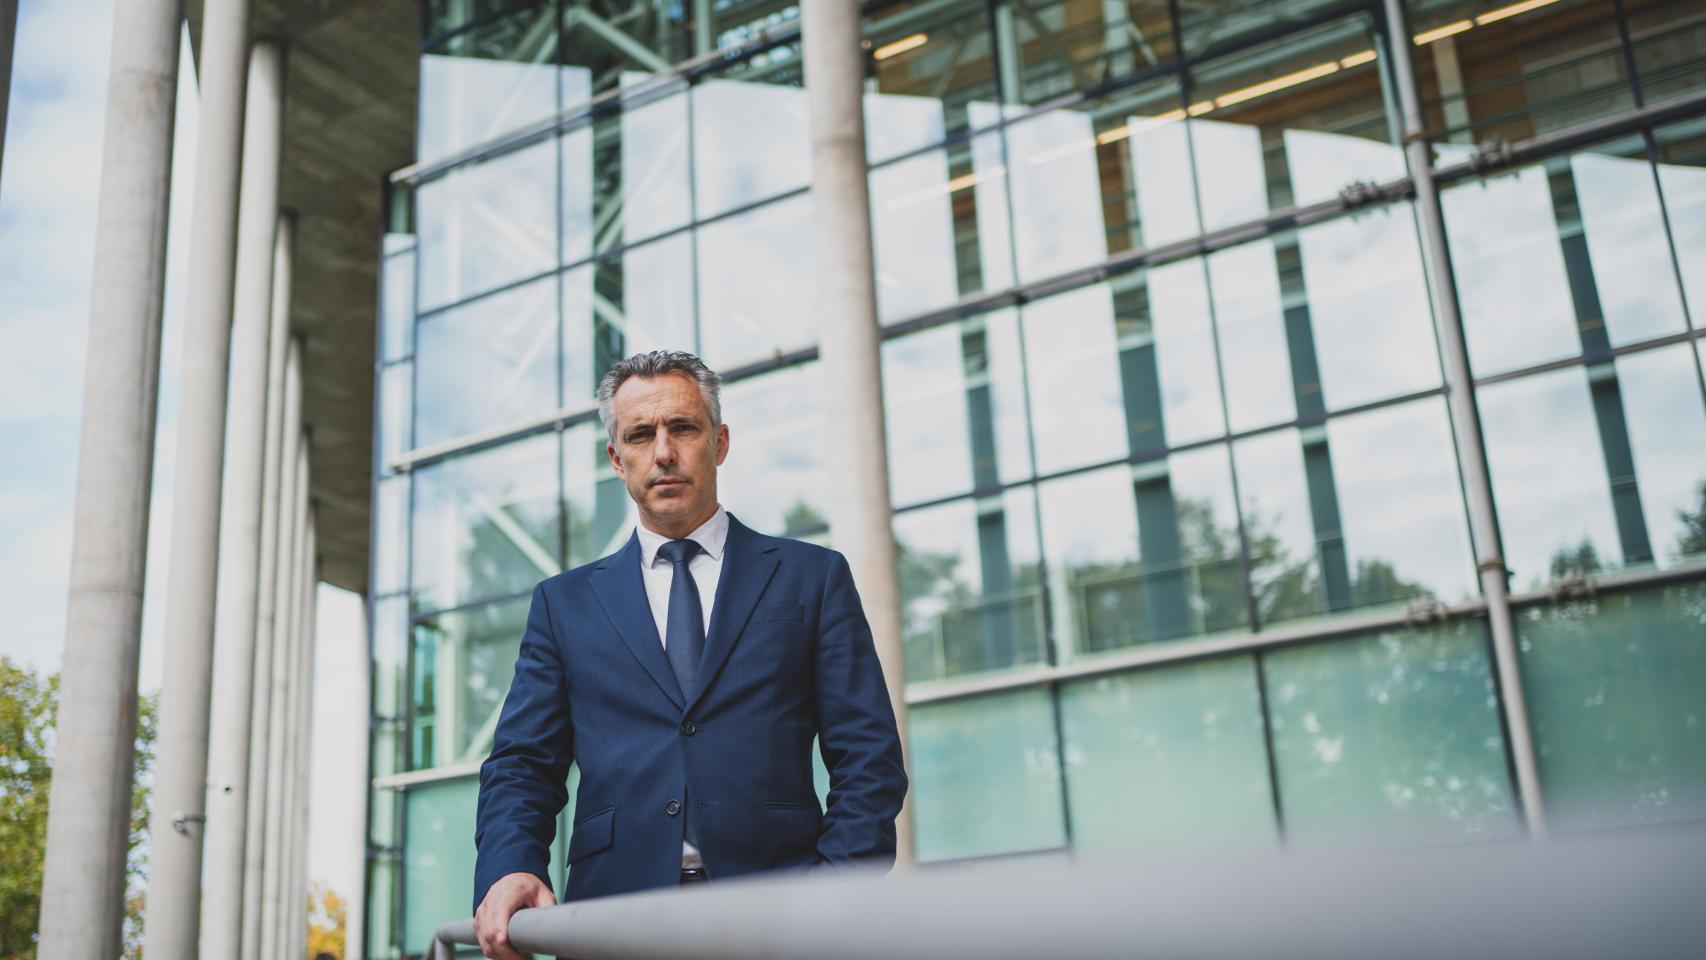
[590,532,685,710]
[689,514,780,712]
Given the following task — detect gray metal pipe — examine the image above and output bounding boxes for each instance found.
[798,0,914,864]
[36,0,185,956]
[437,829,1706,960]
[143,0,255,954]
[1378,0,1547,837]
[242,213,296,960]
[200,40,285,958]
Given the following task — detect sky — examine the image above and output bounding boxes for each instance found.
[0,0,368,932]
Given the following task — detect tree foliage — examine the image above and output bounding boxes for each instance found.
[0,658,155,960]
[305,881,347,960]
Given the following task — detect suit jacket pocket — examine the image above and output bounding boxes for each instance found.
[567,805,615,864]
[751,603,804,623]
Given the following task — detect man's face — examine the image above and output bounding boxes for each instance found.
[607,372,730,536]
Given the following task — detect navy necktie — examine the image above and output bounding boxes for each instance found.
[658,538,705,698]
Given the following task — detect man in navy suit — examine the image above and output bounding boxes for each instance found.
[471,350,909,959]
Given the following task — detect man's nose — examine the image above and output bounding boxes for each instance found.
[651,430,676,465]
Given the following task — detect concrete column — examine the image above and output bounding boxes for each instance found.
[263,435,308,960]
[1,0,17,186]
[142,0,254,953]
[287,523,318,960]
[799,0,913,864]
[242,217,296,960]
[36,0,185,956]
[199,40,284,957]
[1381,0,1547,837]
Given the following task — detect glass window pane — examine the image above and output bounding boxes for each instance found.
[418,5,560,163]
[563,421,636,567]
[697,193,818,368]
[1625,0,1706,101]
[1263,620,1522,846]
[410,598,530,770]
[909,688,1067,862]
[1654,119,1706,321]
[381,250,416,364]
[563,236,696,408]
[402,777,478,954]
[1442,165,1581,376]
[1293,205,1443,409]
[411,434,562,613]
[416,140,558,312]
[380,363,413,464]
[883,325,974,507]
[1480,365,1627,588]
[895,489,1045,684]
[1207,240,1297,433]
[368,849,398,958]
[1186,14,1395,213]
[1020,283,1130,474]
[1411,0,1632,142]
[1570,149,1689,346]
[557,4,689,99]
[691,52,810,218]
[1006,0,1176,104]
[1178,0,1346,55]
[1234,399,1476,627]
[374,475,410,597]
[1518,581,1706,832]
[864,0,996,151]
[1060,657,1276,855]
[717,363,829,536]
[615,82,693,245]
[1612,346,1706,567]
[415,277,558,448]
[374,595,410,720]
[870,131,1015,321]
[1040,448,1248,659]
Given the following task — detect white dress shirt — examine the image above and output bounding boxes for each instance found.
[632,504,728,869]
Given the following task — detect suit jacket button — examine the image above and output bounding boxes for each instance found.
[666,799,681,816]
[680,720,697,736]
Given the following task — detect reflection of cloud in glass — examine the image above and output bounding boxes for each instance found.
[717,364,827,535]
[1573,153,1689,346]
[1658,158,1706,318]
[1283,128,1404,209]
[982,310,1034,484]
[1326,397,1476,603]
[1147,260,1228,445]
[870,148,961,322]
[1021,285,1128,474]
[415,278,557,446]
[696,193,818,369]
[865,91,947,164]
[1441,167,1579,376]
[418,48,560,163]
[617,82,692,244]
[1613,347,1706,565]
[1478,367,1621,588]
[416,139,558,311]
[1003,107,1107,281]
[883,326,973,506]
[1206,241,1296,432]
[691,80,811,218]
[1129,116,1201,247]
[1187,119,1267,230]
[1295,204,1441,410]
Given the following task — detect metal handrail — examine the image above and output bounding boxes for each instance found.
[432,825,1706,959]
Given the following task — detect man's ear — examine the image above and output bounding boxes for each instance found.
[607,440,624,477]
[714,423,730,466]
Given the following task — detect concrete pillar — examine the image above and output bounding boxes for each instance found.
[287,523,318,960]
[1381,0,1547,837]
[798,0,913,864]
[242,217,296,960]
[36,1,185,956]
[142,0,255,951]
[263,435,308,960]
[199,40,284,957]
[1,0,17,186]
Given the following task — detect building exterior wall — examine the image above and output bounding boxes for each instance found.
[365,1,1706,955]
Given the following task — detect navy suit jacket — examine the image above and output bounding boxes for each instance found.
[472,513,908,908]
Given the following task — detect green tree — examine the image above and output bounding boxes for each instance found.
[1676,480,1706,559]
[0,658,155,959]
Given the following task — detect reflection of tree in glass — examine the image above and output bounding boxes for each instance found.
[1675,481,1706,559]
[1547,538,1604,585]
[783,500,827,536]
[892,533,1044,682]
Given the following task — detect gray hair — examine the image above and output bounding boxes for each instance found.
[596,350,724,443]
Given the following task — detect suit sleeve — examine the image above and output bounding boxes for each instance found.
[472,581,574,911]
[813,550,910,866]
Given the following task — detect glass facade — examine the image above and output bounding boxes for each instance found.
[368,1,1706,954]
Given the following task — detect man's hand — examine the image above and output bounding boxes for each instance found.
[474,871,556,960]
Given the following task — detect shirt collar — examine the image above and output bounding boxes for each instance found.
[636,504,728,568]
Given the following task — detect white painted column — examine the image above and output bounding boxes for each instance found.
[37,0,185,956]
[799,0,913,863]
[243,217,296,960]
[263,436,308,960]
[200,39,285,957]
[143,0,255,953]
[287,522,318,960]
